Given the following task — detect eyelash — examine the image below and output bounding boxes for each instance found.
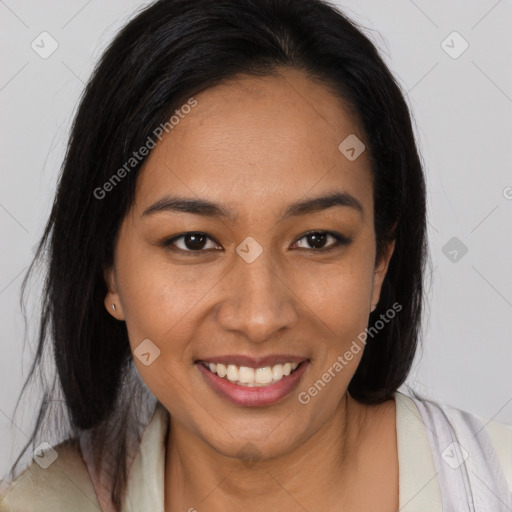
[161,231,352,254]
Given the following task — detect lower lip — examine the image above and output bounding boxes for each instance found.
[196,361,309,407]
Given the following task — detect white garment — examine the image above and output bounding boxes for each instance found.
[396,391,512,511]
[1,390,511,511]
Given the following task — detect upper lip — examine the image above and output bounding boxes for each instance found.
[196,354,309,368]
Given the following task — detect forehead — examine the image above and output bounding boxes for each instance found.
[134,68,373,218]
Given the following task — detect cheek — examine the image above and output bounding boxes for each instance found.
[298,255,375,402]
[115,254,205,401]
[298,246,375,336]
[115,242,214,341]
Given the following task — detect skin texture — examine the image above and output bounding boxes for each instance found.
[105,67,398,511]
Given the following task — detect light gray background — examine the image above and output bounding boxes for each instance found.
[1,0,511,477]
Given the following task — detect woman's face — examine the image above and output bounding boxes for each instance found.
[105,68,394,459]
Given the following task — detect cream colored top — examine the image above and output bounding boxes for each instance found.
[1,390,511,511]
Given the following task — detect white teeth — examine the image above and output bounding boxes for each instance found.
[255,367,273,384]
[272,364,283,381]
[238,366,255,383]
[226,364,238,382]
[216,363,227,378]
[202,361,303,387]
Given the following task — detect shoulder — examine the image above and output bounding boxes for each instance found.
[396,390,512,492]
[447,401,512,493]
[0,439,101,512]
[478,414,512,491]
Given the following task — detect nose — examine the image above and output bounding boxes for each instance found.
[215,247,299,343]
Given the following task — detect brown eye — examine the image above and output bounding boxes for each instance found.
[292,231,351,250]
[164,232,221,252]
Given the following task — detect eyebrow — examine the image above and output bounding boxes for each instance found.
[141,191,363,220]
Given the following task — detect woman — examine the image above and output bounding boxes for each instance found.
[1,0,511,510]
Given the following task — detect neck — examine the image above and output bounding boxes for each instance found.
[164,393,383,512]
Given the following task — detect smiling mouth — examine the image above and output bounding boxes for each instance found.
[197,360,307,387]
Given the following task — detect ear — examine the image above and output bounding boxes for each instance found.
[370,239,396,313]
[104,266,125,321]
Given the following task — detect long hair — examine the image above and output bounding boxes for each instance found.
[9,0,427,508]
